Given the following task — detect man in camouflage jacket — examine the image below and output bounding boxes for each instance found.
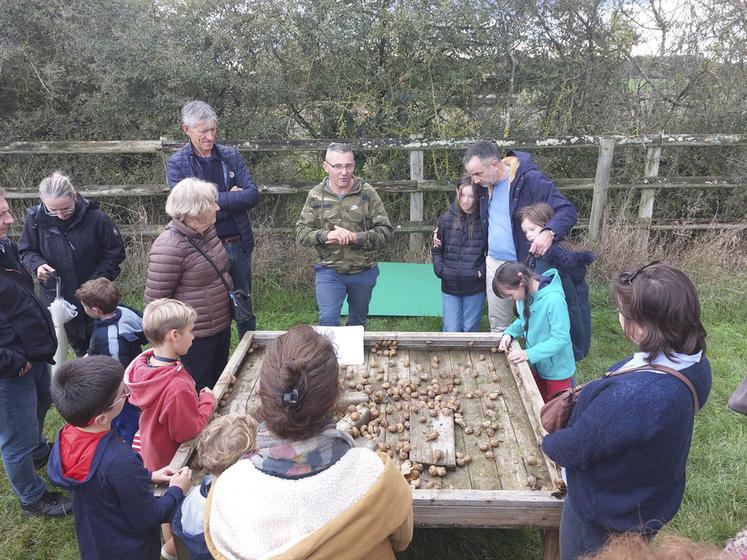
[296,143,393,326]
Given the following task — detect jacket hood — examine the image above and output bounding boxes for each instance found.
[320,176,365,196]
[167,218,211,240]
[544,245,597,269]
[505,150,539,180]
[48,427,116,490]
[105,306,145,343]
[534,267,565,302]
[126,350,190,409]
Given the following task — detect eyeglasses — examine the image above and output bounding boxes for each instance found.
[107,385,131,410]
[44,203,76,217]
[325,162,355,172]
[621,261,661,285]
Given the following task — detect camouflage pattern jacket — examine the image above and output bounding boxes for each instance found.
[296,178,393,274]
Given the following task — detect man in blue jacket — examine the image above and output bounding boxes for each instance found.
[166,100,260,336]
[0,188,72,517]
[461,140,577,332]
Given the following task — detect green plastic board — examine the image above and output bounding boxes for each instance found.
[341,262,442,317]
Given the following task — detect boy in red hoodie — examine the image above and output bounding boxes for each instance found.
[126,298,216,472]
[126,298,216,558]
[47,355,192,560]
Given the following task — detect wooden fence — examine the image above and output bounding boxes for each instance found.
[2,134,745,251]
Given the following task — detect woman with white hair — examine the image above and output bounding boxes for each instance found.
[19,171,125,356]
[144,178,232,390]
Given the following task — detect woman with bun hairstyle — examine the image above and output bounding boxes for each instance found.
[204,325,413,560]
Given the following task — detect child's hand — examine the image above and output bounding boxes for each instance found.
[506,348,528,364]
[151,466,177,485]
[200,387,214,398]
[169,466,192,493]
[497,334,512,353]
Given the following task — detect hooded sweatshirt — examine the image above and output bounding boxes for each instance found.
[503,268,575,381]
[205,449,413,560]
[126,349,215,470]
[47,427,183,560]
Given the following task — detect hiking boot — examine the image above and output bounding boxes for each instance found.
[33,442,53,470]
[21,491,73,518]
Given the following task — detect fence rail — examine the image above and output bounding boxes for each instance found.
[3,134,745,245]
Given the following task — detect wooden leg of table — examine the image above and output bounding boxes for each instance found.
[542,528,560,560]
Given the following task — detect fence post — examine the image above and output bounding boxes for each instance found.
[588,138,615,244]
[409,135,425,251]
[635,146,662,253]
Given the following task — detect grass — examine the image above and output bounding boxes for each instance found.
[1,279,745,559]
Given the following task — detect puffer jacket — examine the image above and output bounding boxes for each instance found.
[144,219,232,338]
[295,178,393,274]
[431,202,486,296]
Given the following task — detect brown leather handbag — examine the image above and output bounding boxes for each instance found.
[540,363,700,433]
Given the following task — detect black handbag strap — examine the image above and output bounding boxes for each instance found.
[605,362,700,411]
[183,235,233,296]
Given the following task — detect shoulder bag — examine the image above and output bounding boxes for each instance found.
[541,363,700,433]
[185,237,254,324]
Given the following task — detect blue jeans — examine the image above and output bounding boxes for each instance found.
[560,496,614,560]
[442,292,486,332]
[223,241,256,336]
[314,265,379,327]
[0,363,52,505]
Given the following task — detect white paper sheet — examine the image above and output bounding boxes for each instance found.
[312,325,365,365]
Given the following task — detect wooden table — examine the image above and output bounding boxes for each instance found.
[167,331,564,560]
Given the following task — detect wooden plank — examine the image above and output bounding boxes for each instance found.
[470,347,528,490]
[2,133,744,155]
[502,344,563,492]
[409,408,456,468]
[447,348,501,490]
[409,137,425,252]
[542,528,561,560]
[411,489,562,528]
[636,146,663,252]
[588,137,615,243]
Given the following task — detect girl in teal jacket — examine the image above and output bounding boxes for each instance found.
[493,262,575,402]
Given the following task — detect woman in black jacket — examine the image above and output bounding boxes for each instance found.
[432,177,487,332]
[19,172,125,356]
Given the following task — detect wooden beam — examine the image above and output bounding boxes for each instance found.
[411,489,562,528]
[2,134,744,154]
[636,146,663,253]
[409,137,425,252]
[588,138,616,243]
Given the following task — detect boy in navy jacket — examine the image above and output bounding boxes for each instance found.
[76,278,146,445]
[48,355,191,560]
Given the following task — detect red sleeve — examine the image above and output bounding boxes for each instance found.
[160,384,215,444]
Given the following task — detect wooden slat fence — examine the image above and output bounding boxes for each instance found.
[3,134,745,246]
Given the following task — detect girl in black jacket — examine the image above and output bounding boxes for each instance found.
[432,177,487,332]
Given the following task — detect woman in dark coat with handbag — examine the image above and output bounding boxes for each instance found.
[19,172,125,356]
[144,178,232,390]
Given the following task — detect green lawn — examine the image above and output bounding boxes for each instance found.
[1,282,744,559]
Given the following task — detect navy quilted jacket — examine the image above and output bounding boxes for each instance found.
[166,142,260,254]
[478,150,577,263]
[432,202,486,296]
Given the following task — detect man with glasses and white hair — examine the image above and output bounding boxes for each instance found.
[296,143,393,327]
[0,187,73,517]
[166,100,260,336]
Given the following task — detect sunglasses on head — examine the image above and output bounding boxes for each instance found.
[620,261,661,285]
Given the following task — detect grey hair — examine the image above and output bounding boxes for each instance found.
[462,140,501,166]
[181,101,217,128]
[165,178,218,221]
[325,143,353,160]
[39,172,76,200]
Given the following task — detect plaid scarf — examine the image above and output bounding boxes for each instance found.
[249,422,354,479]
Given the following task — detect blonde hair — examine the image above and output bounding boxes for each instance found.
[142,298,197,345]
[39,171,76,200]
[197,414,258,475]
[165,178,217,222]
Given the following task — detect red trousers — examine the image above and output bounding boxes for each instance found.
[532,371,573,403]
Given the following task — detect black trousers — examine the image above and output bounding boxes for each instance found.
[179,328,231,391]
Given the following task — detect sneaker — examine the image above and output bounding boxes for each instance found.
[32,442,53,470]
[21,491,73,518]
